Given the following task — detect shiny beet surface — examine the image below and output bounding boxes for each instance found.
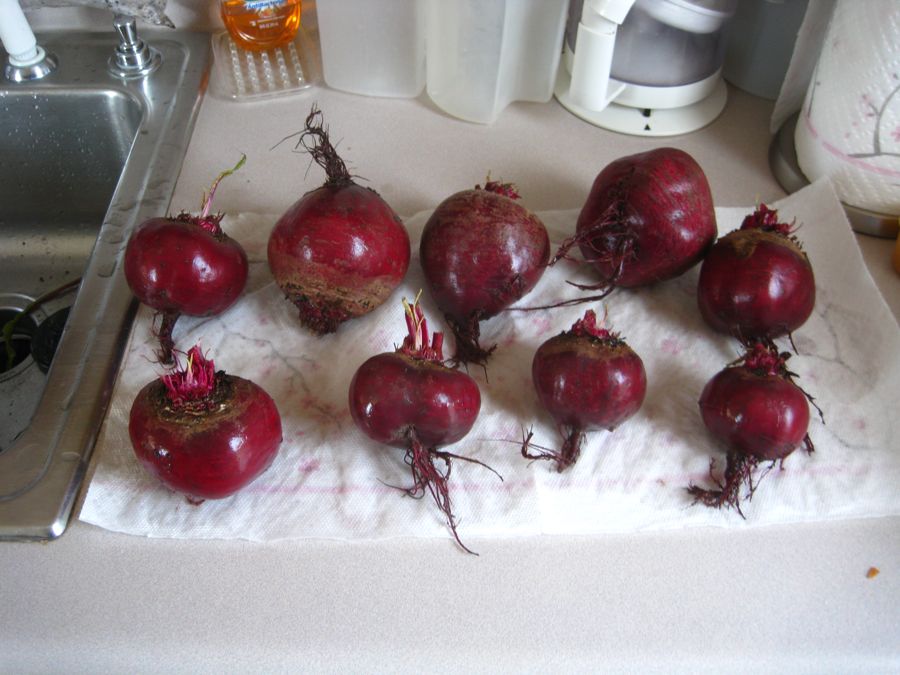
[267,182,410,333]
[420,186,550,321]
[576,147,716,287]
[129,375,282,500]
[349,352,480,449]
[532,333,647,433]
[697,229,815,340]
[124,216,248,317]
[699,366,810,462]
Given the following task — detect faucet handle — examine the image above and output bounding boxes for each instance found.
[112,14,142,49]
[108,13,162,78]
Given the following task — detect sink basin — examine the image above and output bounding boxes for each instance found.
[0,30,209,539]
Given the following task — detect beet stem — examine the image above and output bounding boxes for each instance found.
[400,293,444,362]
[297,105,353,186]
[201,154,246,220]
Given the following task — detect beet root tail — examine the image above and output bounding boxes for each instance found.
[687,451,761,518]
[521,427,585,472]
[401,431,501,555]
[154,310,181,365]
[446,313,495,368]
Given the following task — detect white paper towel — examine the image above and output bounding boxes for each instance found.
[79,180,900,544]
[791,0,900,214]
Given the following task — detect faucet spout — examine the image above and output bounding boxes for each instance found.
[0,0,57,81]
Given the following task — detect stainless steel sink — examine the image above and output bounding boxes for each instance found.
[0,30,209,539]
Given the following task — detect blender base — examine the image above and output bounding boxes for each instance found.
[554,65,728,137]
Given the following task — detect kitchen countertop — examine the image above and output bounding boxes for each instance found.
[4,28,900,673]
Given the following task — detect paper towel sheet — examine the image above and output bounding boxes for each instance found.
[79,180,900,543]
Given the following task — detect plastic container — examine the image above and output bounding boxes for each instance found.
[425,0,569,124]
[316,0,426,98]
[220,0,302,52]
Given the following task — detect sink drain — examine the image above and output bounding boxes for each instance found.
[0,308,37,376]
[0,294,49,456]
[0,294,48,381]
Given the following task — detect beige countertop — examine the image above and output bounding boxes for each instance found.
[4,15,900,672]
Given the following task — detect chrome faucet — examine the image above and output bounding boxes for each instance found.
[0,0,161,82]
[0,0,57,82]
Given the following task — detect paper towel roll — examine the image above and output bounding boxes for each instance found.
[794,0,900,214]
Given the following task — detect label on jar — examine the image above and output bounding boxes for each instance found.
[244,0,286,10]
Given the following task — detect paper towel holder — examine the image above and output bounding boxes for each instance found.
[770,113,899,239]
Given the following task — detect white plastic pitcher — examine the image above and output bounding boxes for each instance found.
[425,0,569,124]
[316,0,426,98]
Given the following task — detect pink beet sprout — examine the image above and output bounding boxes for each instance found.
[400,292,444,362]
[161,345,218,407]
[740,204,794,237]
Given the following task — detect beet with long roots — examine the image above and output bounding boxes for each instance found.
[124,156,249,364]
[524,309,646,472]
[419,179,550,366]
[559,148,716,297]
[688,342,819,516]
[268,107,410,334]
[348,295,495,553]
[697,203,816,342]
[129,345,283,502]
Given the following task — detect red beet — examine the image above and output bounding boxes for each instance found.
[419,180,550,365]
[129,345,282,501]
[348,295,491,553]
[124,156,249,363]
[525,309,646,471]
[688,343,816,515]
[268,107,410,334]
[697,203,815,341]
[565,148,716,294]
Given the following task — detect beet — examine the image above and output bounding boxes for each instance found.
[268,107,410,334]
[419,180,550,366]
[124,157,249,363]
[129,345,282,501]
[348,295,492,552]
[525,309,646,471]
[565,147,716,294]
[688,343,817,515]
[697,203,816,341]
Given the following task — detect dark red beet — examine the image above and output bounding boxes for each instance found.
[697,203,815,341]
[525,309,646,471]
[124,157,249,363]
[566,148,716,293]
[419,180,550,366]
[348,296,491,553]
[268,107,410,334]
[129,345,282,501]
[688,343,816,515]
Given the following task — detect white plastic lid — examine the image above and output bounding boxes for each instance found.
[637,0,738,33]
